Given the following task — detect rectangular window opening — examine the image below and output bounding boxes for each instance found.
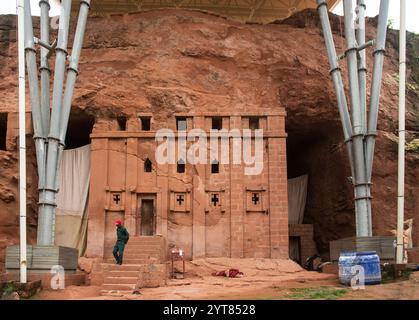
[117,116,127,131]
[211,162,219,174]
[0,113,8,151]
[140,117,151,131]
[249,117,259,130]
[212,117,222,130]
[177,160,185,173]
[176,117,187,131]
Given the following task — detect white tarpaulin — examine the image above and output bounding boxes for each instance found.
[288,175,308,263]
[288,174,308,224]
[54,144,91,256]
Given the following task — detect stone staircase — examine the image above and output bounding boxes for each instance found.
[100,236,167,295]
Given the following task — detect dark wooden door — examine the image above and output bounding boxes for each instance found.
[140,199,154,236]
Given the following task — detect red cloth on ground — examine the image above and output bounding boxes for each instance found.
[212,268,244,278]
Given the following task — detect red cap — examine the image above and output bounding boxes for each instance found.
[115,219,122,226]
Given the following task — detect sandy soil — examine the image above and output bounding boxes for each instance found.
[32,273,419,300]
[31,258,419,300]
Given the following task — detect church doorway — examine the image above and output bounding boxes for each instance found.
[137,195,156,236]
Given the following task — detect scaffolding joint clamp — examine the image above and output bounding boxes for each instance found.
[67,66,79,75]
[354,182,370,188]
[44,187,58,193]
[55,47,68,55]
[373,48,386,55]
[39,0,51,9]
[357,3,367,10]
[33,135,46,141]
[47,135,61,142]
[365,131,378,138]
[38,199,57,207]
[39,66,51,74]
[351,132,364,139]
[354,195,372,201]
[316,1,327,10]
[343,137,353,144]
[344,46,358,55]
[329,66,341,75]
[24,46,36,53]
[81,0,92,8]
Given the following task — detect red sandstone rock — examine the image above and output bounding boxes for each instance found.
[0,9,417,268]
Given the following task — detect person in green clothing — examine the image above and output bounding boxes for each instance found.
[113,219,130,265]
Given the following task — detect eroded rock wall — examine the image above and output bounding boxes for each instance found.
[0,9,417,266]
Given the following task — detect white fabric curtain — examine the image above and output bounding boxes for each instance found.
[288,174,308,224]
[55,144,91,256]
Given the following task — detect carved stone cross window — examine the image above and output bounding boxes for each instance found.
[252,193,259,205]
[176,194,184,206]
[113,193,121,205]
[211,193,219,206]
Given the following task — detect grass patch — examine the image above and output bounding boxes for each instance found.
[391,73,418,92]
[285,287,348,300]
[406,140,419,152]
[2,282,17,295]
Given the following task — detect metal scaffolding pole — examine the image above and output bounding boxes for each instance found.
[316,0,355,166]
[39,0,50,139]
[55,0,91,221]
[356,0,367,135]
[38,0,72,246]
[316,0,358,231]
[17,0,27,284]
[396,0,407,265]
[24,0,45,191]
[365,0,390,181]
[59,0,91,145]
[343,0,370,237]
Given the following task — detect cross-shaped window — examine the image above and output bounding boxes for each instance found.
[113,193,121,205]
[211,193,219,206]
[176,194,184,206]
[252,193,259,205]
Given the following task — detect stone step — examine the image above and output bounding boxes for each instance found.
[104,276,139,285]
[101,290,135,296]
[100,262,167,294]
[126,242,163,248]
[104,270,143,277]
[104,273,165,284]
[105,244,165,256]
[104,258,159,264]
[122,254,163,261]
[125,245,164,251]
[102,263,145,272]
[102,283,137,291]
[129,236,164,241]
[124,249,163,256]
[123,251,163,257]
[128,238,164,244]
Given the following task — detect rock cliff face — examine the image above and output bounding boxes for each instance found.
[0,8,417,267]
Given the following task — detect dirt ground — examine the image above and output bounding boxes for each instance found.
[30,258,419,300]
